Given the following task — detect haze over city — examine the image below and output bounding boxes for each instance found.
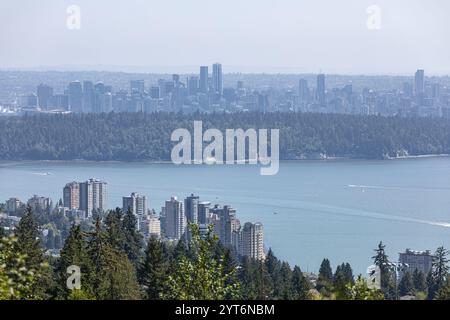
[3,0,450,305]
[1,0,449,75]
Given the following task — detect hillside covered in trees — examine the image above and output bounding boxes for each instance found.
[2,208,450,300]
[1,112,450,161]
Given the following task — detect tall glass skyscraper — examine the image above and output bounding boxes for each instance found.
[37,84,54,110]
[68,81,83,113]
[316,74,326,106]
[212,63,223,96]
[199,66,209,93]
[415,69,425,105]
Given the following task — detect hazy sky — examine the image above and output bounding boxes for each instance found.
[0,0,449,75]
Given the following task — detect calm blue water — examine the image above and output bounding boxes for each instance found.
[1,158,450,275]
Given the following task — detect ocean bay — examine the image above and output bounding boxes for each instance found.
[1,157,450,274]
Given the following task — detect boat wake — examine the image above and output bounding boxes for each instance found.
[31,172,53,176]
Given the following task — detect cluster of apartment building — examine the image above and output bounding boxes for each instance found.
[62,178,107,218]
[161,194,265,261]
[1,179,264,261]
[3,195,53,215]
[0,186,438,269]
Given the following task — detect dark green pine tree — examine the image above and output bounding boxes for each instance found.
[342,263,354,285]
[0,226,5,238]
[426,271,436,300]
[222,248,240,299]
[122,209,143,267]
[278,262,294,299]
[254,260,274,300]
[372,241,395,299]
[264,249,281,298]
[398,272,414,297]
[334,264,347,298]
[238,257,273,300]
[333,262,355,298]
[238,257,257,299]
[14,206,53,299]
[427,246,449,299]
[169,239,187,273]
[317,258,333,294]
[88,217,141,300]
[434,279,450,300]
[14,207,44,269]
[412,269,427,293]
[106,249,142,300]
[431,247,449,291]
[291,266,310,300]
[56,224,93,298]
[319,259,333,282]
[139,237,167,300]
[105,208,125,251]
[87,217,108,297]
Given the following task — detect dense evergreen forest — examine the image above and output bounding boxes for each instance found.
[2,207,450,300]
[1,112,450,161]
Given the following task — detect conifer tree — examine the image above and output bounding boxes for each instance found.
[264,249,281,297]
[398,272,414,296]
[88,217,141,300]
[412,269,427,293]
[372,241,395,299]
[254,260,273,300]
[432,246,449,290]
[139,237,167,299]
[14,206,51,299]
[56,224,93,298]
[122,208,143,267]
[426,271,436,300]
[317,258,333,294]
[14,207,44,270]
[278,262,294,299]
[105,209,125,251]
[333,262,355,298]
[291,265,310,300]
[238,257,259,299]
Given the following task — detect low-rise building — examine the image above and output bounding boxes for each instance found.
[399,249,433,276]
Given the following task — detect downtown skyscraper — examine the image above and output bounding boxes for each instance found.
[68,81,83,113]
[199,66,209,94]
[415,69,425,105]
[316,74,326,106]
[212,63,223,97]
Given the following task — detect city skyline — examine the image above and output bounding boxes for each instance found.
[1,180,266,261]
[6,66,448,119]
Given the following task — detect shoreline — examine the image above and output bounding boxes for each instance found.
[0,154,449,165]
